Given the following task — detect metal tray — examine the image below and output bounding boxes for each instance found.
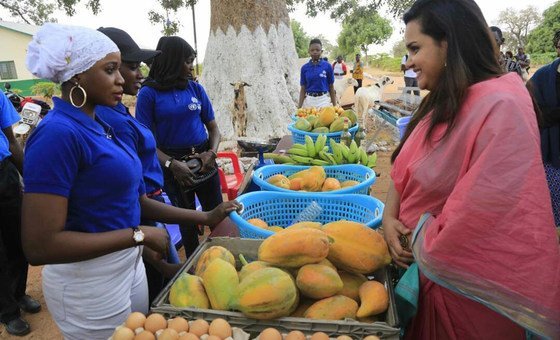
[151,237,400,339]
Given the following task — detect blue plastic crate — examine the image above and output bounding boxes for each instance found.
[252,164,375,195]
[229,191,384,239]
[288,123,358,152]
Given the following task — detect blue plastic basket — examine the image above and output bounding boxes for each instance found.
[229,191,384,239]
[253,164,376,195]
[288,123,358,151]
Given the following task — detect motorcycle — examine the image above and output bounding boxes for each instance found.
[4,82,51,145]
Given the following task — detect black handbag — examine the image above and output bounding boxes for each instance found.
[178,156,218,187]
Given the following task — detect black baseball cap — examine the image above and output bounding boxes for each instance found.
[98,27,161,63]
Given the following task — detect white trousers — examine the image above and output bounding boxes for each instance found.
[42,247,148,340]
[303,93,331,108]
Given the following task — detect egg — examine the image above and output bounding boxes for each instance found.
[125,312,147,330]
[285,330,306,340]
[310,332,330,340]
[134,330,155,340]
[168,317,189,333]
[337,336,353,340]
[189,319,209,337]
[112,326,135,340]
[144,313,167,333]
[259,327,282,340]
[158,328,179,340]
[208,318,232,339]
[206,336,221,340]
[363,336,380,340]
[178,333,200,340]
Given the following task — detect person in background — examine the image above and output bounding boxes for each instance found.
[297,38,336,108]
[384,0,559,338]
[400,54,419,96]
[490,26,527,80]
[96,27,240,305]
[527,29,560,227]
[516,46,531,73]
[0,91,40,337]
[136,36,225,259]
[351,53,364,93]
[332,56,347,80]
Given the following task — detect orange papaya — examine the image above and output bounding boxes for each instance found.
[296,264,343,299]
[258,228,330,268]
[303,295,358,320]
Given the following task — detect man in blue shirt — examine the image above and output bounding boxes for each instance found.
[0,92,40,336]
[298,38,337,109]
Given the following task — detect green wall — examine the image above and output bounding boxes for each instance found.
[3,79,49,96]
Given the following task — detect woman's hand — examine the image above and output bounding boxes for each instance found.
[140,225,170,258]
[197,151,216,173]
[206,200,242,229]
[169,159,195,187]
[382,216,414,268]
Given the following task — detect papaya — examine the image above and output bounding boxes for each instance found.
[238,254,272,282]
[340,180,360,188]
[285,221,322,230]
[289,177,304,191]
[267,174,291,189]
[329,117,345,132]
[303,295,358,320]
[340,109,358,126]
[267,226,284,233]
[290,298,316,317]
[315,106,337,128]
[296,264,343,299]
[247,218,269,229]
[316,258,336,270]
[294,118,312,132]
[168,273,210,308]
[312,127,330,134]
[321,178,341,192]
[201,258,239,310]
[258,228,330,267]
[194,246,236,277]
[356,281,389,317]
[288,166,326,192]
[306,115,318,127]
[234,267,298,320]
[323,220,391,274]
[338,271,368,302]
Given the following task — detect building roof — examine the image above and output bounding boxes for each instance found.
[0,20,39,36]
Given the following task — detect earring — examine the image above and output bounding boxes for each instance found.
[69,83,87,108]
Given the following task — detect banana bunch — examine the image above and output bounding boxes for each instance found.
[264,135,377,168]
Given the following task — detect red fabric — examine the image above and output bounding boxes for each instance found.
[391,73,560,338]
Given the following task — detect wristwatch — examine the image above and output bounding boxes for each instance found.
[132,227,144,245]
[164,157,174,169]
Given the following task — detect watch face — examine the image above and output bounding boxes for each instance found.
[133,231,144,243]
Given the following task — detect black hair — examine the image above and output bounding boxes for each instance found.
[392,0,503,162]
[144,36,196,91]
[490,26,505,44]
[309,38,322,47]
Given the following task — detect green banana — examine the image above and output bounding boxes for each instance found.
[290,143,307,151]
[339,143,350,160]
[311,159,330,166]
[359,148,368,165]
[287,147,309,157]
[263,153,293,164]
[318,150,330,162]
[290,154,314,164]
[305,135,316,158]
[314,134,327,155]
[367,153,378,168]
[323,152,337,165]
[330,139,343,164]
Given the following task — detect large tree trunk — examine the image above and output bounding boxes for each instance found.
[200,0,299,140]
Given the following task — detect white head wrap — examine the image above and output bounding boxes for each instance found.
[26,23,119,84]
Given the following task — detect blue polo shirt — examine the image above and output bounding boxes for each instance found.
[24,97,144,233]
[97,103,164,194]
[0,92,21,161]
[300,60,335,93]
[136,81,215,149]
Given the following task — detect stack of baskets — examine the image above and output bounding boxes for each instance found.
[288,123,358,149]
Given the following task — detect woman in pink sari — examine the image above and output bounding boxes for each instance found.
[383,0,560,339]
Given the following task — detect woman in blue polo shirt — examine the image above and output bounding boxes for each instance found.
[21,24,172,340]
[136,36,224,258]
[298,38,337,109]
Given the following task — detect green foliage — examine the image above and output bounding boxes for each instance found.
[337,7,392,57]
[526,2,560,54]
[497,6,541,51]
[30,82,60,99]
[392,38,407,58]
[291,20,310,58]
[140,64,150,78]
[367,54,402,72]
[286,0,414,21]
[529,52,557,67]
[0,0,100,24]
[147,0,190,36]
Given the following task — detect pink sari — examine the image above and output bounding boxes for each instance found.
[391,73,560,339]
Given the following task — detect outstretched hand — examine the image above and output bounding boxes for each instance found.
[140,225,170,258]
[206,200,242,228]
[382,217,414,268]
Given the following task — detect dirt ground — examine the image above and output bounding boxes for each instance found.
[2,67,403,339]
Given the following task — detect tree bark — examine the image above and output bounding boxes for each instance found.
[200,0,299,140]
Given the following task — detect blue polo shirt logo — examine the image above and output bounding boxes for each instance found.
[319,70,327,78]
[188,97,201,111]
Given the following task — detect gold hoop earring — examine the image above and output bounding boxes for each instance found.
[69,83,87,108]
